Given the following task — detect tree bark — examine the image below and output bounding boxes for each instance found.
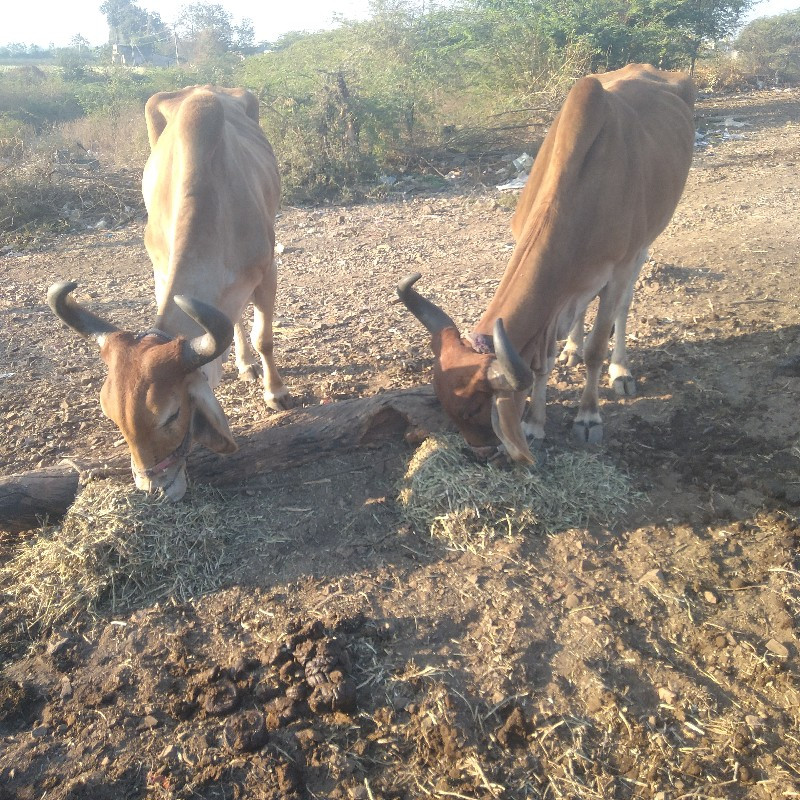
[0,386,445,533]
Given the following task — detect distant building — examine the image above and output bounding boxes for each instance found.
[112,43,176,67]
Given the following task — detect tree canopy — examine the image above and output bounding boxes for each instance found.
[735,8,800,82]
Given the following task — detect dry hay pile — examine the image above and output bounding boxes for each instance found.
[0,479,279,631]
[398,434,639,549]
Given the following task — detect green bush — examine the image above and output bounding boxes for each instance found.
[0,68,84,130]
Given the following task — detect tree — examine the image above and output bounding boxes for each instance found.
[665,0,754,72]
[100,0,171,52]
[475,0,754,71]
[234,18,256,51]
[176,2,234,61]
[735,9,800,83]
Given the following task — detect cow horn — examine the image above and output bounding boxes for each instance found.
[175,296,234,370]
[491,318,533,391]
[47,281,120,341]
[397,273,458,334]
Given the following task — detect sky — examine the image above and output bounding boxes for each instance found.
[3,0,799,49]
[2,0,375,48]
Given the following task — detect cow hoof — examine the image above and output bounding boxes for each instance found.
[559,350,582,367]
[525,435,548,468]
[612,375,636,396]
[264,389,291,411]
[238,364,261,383]
[573,419,603,444]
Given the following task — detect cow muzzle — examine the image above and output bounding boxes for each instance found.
[130,428,193,501]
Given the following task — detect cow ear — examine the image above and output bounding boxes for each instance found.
[186,372,237,454]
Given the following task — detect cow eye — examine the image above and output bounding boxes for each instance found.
[163,409,180,427]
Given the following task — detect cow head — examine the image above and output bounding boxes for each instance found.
[397,273,535,463]
[47,282,238,501]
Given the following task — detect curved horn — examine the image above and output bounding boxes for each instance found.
[47,281,120,341]
[491,318,533,391]
[397,273,458,335]
[175,296,234,370]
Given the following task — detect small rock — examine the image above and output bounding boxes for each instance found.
[703,590,718,604]
[31,726,49,738]
[765,639,789,659]
[638,568,665,585]
[46,636,71,656]
[159,744,179,760]
[564,593,581,610]
[138,715,159,730]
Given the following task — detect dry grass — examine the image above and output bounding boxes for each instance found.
[0,154,142,248]
[397,433,639,550]
[0,479,283,631]
[0,107,146,248]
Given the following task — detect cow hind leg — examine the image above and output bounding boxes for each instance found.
[558,310,585,367]
[607,248,647,397]
[251,269,291,411]
[233,319,262,382]
[573,284,627,443]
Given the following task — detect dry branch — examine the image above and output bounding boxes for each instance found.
[0,386,445,533]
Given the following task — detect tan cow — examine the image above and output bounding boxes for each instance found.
[48,85,289,500]
[398,64,695,463]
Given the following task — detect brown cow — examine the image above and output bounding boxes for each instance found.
[48,85,289,499]
[398,64,695,462]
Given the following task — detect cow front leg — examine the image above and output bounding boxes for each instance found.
[522,358,554,466]
[558,311,585,367]
[607,249,646,397]
[573,287,618,444]
[522,362,554,442]
[233,319,261,382]
[251,269,291,411]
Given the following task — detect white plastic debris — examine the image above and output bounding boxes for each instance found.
[497,173,528,191]
[512,152,534,171]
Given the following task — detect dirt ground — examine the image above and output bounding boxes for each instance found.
[1,87,800,799]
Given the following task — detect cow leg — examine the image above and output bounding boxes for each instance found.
[251,269,291,411]
[573,286,625,444]
[558,311,585,367]
[233,318,262,382]
[607,249,647,397]
[523,356,556,442]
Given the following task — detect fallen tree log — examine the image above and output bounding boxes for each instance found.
[0,386,446,533]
